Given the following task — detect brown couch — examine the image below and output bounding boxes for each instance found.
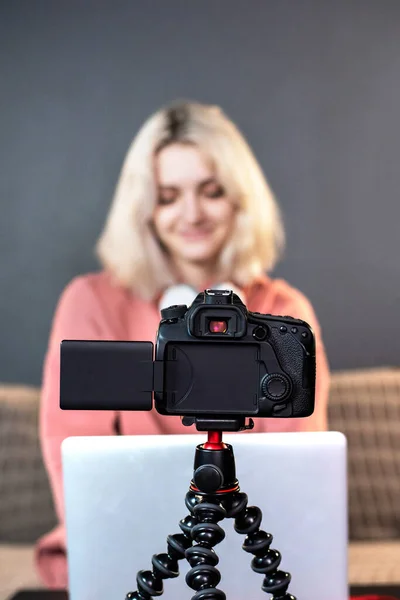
[1,367,400,598]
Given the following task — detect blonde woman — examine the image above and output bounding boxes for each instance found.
[36,101,330,588]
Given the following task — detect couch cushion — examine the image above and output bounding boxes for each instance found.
[0,541,398,598]
[349,540,400,585]
[0,544,41,600]
[328,367,400,541]
[0,385,57,544]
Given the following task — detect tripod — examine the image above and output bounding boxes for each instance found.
[126,419,296,600]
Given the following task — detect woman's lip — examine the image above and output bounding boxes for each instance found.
[179,230,212,239]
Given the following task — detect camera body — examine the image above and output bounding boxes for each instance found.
[153,289,315,419]
[60,289,315,422]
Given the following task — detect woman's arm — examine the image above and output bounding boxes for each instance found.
[36,275,118,587]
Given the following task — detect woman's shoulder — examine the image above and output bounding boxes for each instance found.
[247,274,315,318]
[50,270,151,341]
[60,270,129,303]
[247,275,322,335]
[52,271,138,327]
[57,270,157,320]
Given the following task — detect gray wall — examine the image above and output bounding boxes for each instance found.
[1,0,399,385]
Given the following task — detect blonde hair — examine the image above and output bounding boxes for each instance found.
[96,101,285,301]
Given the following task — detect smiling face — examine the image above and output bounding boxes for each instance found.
[152,143,236,277]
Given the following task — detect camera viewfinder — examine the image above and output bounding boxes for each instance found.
[209,320,228,334]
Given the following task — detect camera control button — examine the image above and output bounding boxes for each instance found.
[193,465,224,493]
[253,325,268,341]
[272,402,291,416]
[262,373,292,402]
[160,304,188,321]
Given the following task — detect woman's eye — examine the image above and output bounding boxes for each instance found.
[157,190,178,205]
[203,184,225,199]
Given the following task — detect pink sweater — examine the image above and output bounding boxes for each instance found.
[36,271,330,588]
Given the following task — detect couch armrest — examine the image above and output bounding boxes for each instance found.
[328,367,400,541]
[0,385,57,543]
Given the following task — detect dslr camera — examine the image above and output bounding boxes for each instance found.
[60,289,315,430]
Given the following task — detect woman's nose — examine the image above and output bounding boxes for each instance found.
[182,195,204,224]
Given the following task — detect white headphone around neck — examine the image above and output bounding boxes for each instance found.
[158,283,245,313]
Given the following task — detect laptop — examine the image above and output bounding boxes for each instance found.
[62,431,348,600]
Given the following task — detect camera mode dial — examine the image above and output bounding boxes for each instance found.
[161,304,188,322]
[261,373,292,402]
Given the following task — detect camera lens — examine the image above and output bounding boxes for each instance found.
[209,320,228,334]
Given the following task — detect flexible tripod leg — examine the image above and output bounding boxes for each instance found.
[126,432,296,600]
[184,499,227,600]
[189,434,297,600]
[223,491,296,600]
[125,491,198,599]
[185,492,296,600]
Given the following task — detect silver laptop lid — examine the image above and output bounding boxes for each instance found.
[62,431,348,600]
